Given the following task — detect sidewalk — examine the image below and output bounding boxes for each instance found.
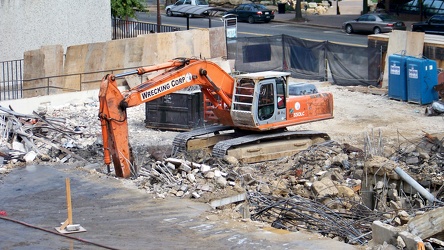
[271,0,414,30]
[271,0,360,29]
[273,12,361,29]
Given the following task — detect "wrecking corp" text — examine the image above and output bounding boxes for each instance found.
[140,75,189,101]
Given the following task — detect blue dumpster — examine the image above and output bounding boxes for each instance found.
[406,57,438,105]
[388,54,408,101]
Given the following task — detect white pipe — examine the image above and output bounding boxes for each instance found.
[394,167,437,203]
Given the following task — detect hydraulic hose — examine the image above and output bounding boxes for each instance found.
[0,215,120,250]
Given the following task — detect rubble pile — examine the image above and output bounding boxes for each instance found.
[0,101,100,171]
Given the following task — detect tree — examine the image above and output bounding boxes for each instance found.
[111,0,145,19]
[295,0,302,19]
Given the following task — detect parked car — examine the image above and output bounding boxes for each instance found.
[342,13,406,34]
[225,3,275,24]
[412,14,444,35]
[165,0,209,17]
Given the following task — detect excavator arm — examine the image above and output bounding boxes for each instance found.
[98,58,235,178]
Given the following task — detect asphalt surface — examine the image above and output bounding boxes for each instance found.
[0,164,361,250]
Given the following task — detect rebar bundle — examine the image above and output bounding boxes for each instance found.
[249,192,384,245]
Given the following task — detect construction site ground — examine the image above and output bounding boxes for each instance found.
[1,81,443,250]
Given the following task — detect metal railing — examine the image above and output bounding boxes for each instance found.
[18,67,145,98]
[112,17,181,40]
[0,59,23,101]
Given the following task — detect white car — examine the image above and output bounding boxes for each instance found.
[165,0,209,17]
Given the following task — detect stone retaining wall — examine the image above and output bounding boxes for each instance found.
[23,27,227,98]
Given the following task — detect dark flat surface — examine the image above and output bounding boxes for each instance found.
[0,164,360,250]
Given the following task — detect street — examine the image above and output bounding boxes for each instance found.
[135,12,369,46]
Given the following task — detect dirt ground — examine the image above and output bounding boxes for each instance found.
[296,82,443,149]
[125,81,444,151]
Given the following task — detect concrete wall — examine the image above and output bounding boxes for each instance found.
[0,0,111,62]
[23,27,227,97]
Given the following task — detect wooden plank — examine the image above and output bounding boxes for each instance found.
[406,31,425,57]
[406,206,444,239]
[382,31,424,88]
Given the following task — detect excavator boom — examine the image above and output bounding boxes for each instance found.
[98,58,235,178]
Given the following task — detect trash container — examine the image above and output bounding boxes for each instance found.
[406,57,438,105]
[278,3,286,14]
[388,54,408,101]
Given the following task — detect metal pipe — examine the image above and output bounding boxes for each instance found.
[115,70,139,78]
[394,166,437,203]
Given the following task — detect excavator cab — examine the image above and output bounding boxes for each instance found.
[229,71,290,129]
[229,71,333,131]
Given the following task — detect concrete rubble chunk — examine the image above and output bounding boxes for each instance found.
[398,231,424,250]
[371,220,401,246]
[406,206,444,239]
[312,178,338,197]
[23,151,37,163]
[0,167,7,174]
[396,236,406,249]
[166,162,175,170]
[179,163,191,172]
[223,155,239,165]
[215,176,227,187]
[187,173,196,183]
[210,193,247,209]
[165,158,182,165]
[12,141,26,152]
[213,169,222,177]
[336,185,354,198]
[200,164,211,173]
[204,171,215,179]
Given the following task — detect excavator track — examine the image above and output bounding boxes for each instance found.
[173,126,330,163]
[172,125,233,153]
[212,130,330,163]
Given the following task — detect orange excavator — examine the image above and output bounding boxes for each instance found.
[99,58,333,178]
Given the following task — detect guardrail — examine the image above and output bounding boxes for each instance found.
[0,59,23,101]
[112,17,180,39]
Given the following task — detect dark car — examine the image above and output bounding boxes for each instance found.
[412,14,444,35]
[225,3,275,24]
[342,13,406,34]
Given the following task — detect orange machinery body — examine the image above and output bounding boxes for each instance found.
[98,58,333,178]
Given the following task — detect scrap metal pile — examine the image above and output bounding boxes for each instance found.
[0,104,98,167]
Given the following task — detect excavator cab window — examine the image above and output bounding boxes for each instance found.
[234,79,254,111]
[258,83,275,120]
[276,78,286,109]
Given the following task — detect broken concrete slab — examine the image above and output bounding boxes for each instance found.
[406,206,444,239]
[371,220,401,246]
[209,193,247,209]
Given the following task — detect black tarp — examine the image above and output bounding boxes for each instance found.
[228,34,381,86]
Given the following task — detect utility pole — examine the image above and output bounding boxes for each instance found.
[157,0,162,32]
[336,0,340,15]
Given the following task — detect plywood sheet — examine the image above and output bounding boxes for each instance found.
[382,31,424,88]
